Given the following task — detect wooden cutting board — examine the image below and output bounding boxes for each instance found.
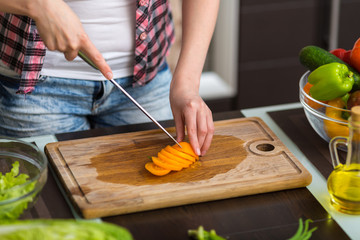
[45,117,312,219]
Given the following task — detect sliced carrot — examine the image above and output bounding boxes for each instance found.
[160,149,192,167]
[145,162,171,176]
[172,142,199,160]
[152,156,183,171]
[164,145,196,162]
[157,151,188,168]
[158,150,191,168]
[145,141,201,177]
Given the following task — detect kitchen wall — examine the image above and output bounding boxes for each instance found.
[235,0,329,109]
[199,0,239,112]
[204,0,360,112]
[167,0,239,112]
[335,0,360,49]
[168,0,360,112]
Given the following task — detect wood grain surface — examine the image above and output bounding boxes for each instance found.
[45,117,312,219]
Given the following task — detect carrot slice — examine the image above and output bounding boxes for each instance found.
[164,145,196,162]
[172,142,199,160]
[145,141,200,177]
[157,151,187,168]
[160,149,192,167]
[145,162,171,176]
[152,156,183,171]
[158,151,191,168]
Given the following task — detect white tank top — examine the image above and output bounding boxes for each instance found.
[40,0,136,80]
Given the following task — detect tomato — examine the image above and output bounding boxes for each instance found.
[350,38,360,73]
[347,90,360,109]
[343,50,352,65]
[330,48,352,65]
[330,48,347,58]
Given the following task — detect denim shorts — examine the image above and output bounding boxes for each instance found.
[0,64,173,138]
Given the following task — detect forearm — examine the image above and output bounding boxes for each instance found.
[0,0,43,19]
[0,0,111,79]
[172,0,219,91]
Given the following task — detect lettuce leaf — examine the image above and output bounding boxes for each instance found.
[0,161,36,219]
[0,219,133,240]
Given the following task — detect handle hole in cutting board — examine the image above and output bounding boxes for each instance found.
[256,143,275,152]
[248,140,281,156]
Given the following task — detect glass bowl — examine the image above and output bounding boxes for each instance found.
[299,71,351,145]
[0,137,48,219]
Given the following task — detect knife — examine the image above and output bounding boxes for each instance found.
[78,51,182,148]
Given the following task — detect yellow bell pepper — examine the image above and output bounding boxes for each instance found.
[324,98,349,139]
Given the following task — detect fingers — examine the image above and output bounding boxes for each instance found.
[195,109,207,149]
[200,108,214,155]
[171,97,214,156]
[173,112,185,143]
[184,107,201,156]
[184,100,214,156]
[169,79,214,156]
[79,40,113,79]
[64,50,78,61]
[33,0,112,80]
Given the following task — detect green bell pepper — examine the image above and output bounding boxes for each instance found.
[308,62,354,101]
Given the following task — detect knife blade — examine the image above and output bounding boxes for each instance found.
[78,51,182,148]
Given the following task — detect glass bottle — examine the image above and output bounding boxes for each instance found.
[328,106,360,214]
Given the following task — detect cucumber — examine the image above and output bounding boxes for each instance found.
[299,45,360,91]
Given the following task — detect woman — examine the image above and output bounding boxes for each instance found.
[0,0,218,156]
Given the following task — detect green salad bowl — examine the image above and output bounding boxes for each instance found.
[0,137,48,219]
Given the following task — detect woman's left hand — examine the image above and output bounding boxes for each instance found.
[169,0,219,156]
[170,79,214,156]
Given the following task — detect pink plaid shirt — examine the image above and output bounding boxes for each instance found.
[0,0,174,94]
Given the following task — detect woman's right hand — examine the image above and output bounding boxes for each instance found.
[30,0,113,79]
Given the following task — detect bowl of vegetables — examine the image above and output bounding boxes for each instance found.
[299,71,351,143]
[0,137,48,219]
[298,41,360,145]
